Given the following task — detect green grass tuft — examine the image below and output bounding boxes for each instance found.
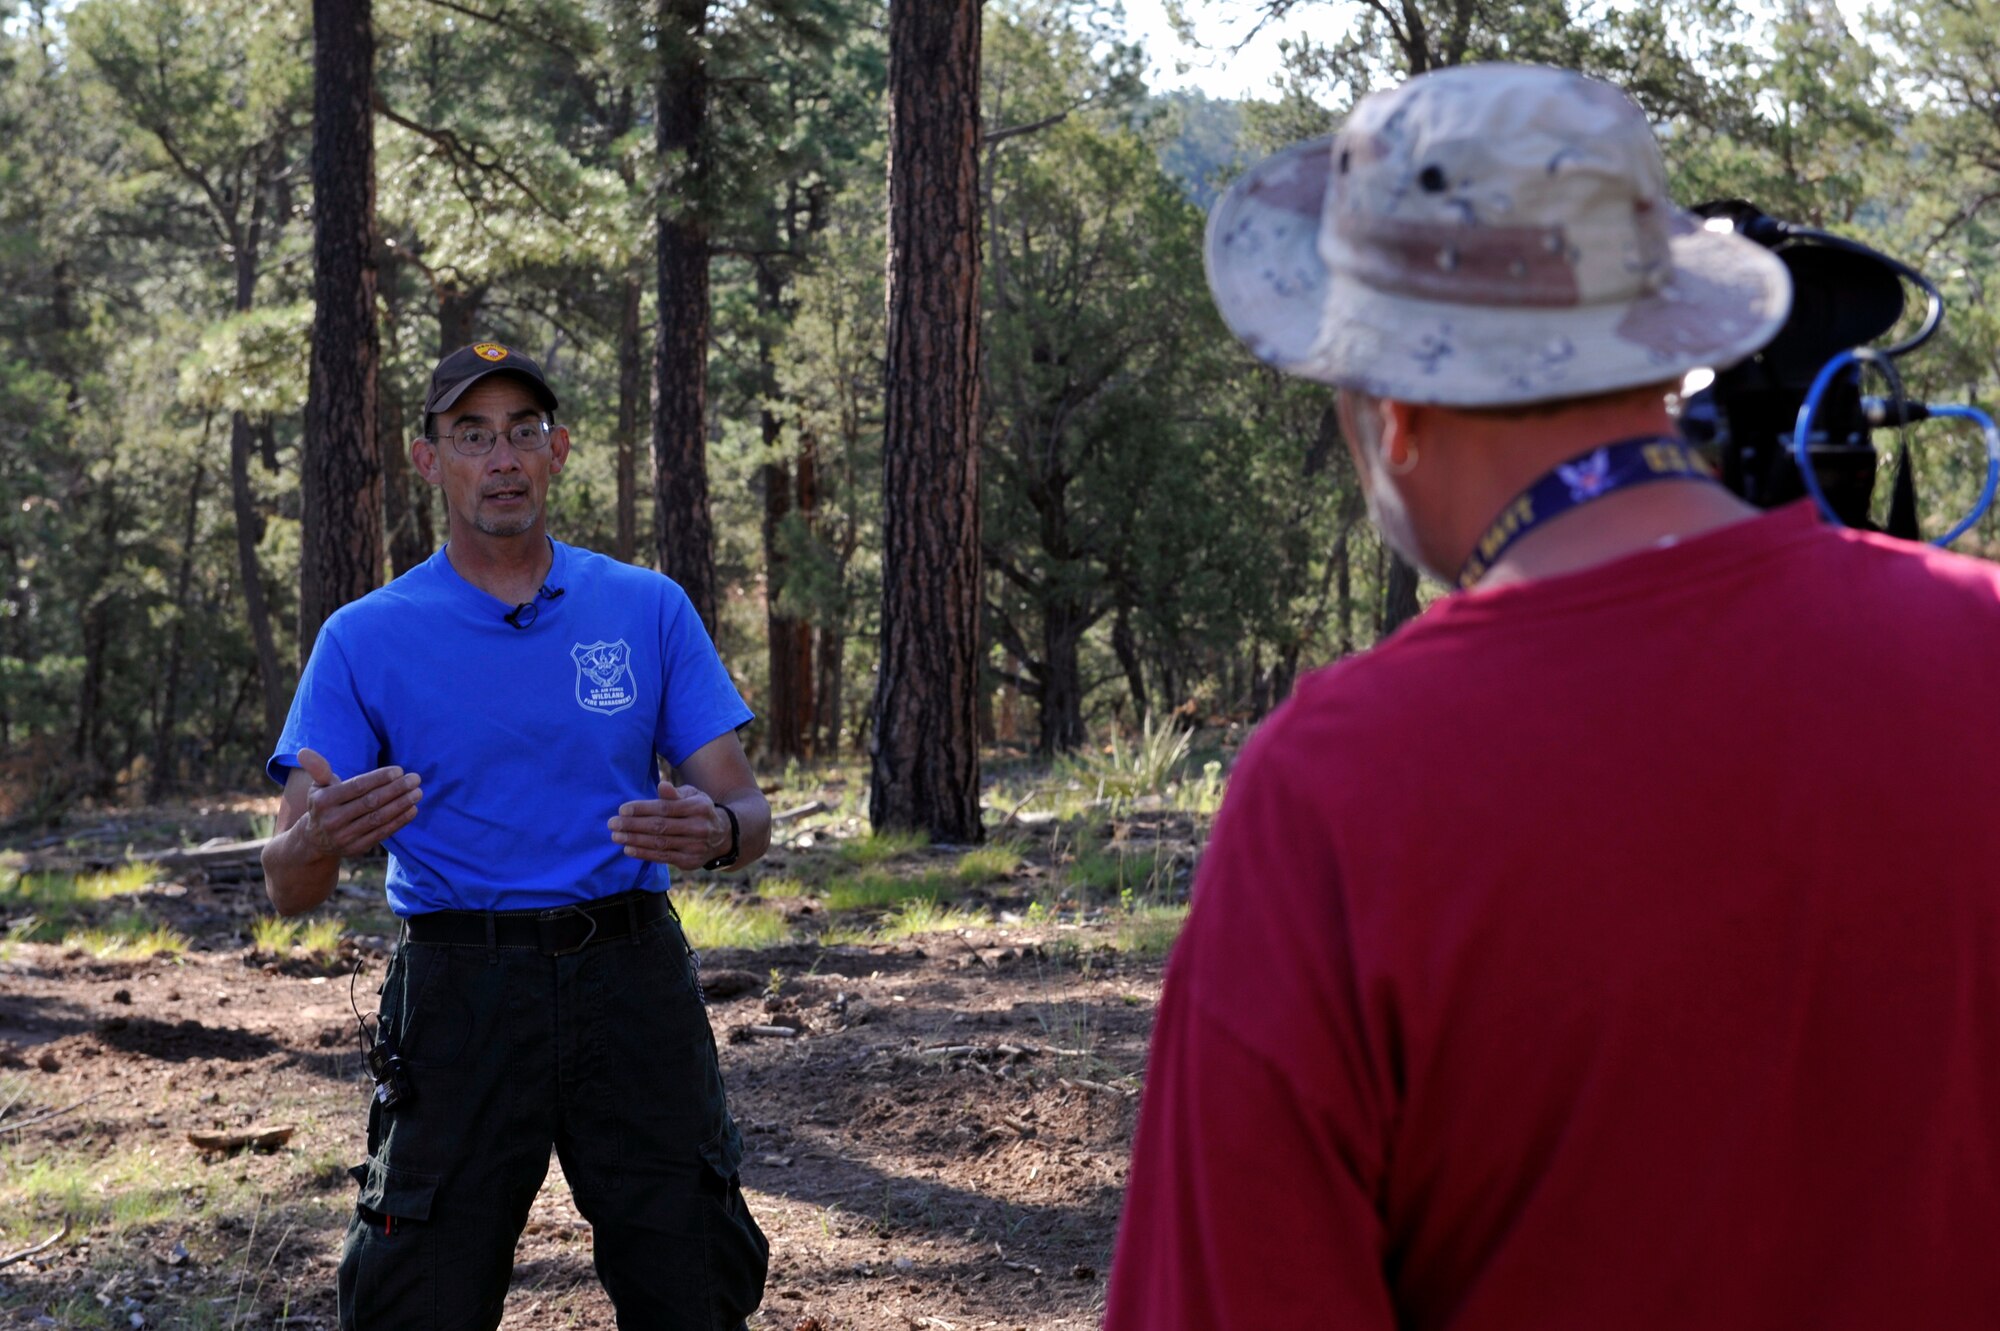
[1,864,156,942]
[953,846,1023,885]
[1,1145,191,1237]
[251,915,302,954]
[878,897,990,940]
[297,917,346,960]
[821,868,951,913]
[754,875,813,899]
[835,829,928,868]
[62,913,187,959]
[1116,901,1189,957]
[674,890,791,950]
[1057,713,1194,801]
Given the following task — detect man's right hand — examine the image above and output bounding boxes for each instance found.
[292,748,423,859]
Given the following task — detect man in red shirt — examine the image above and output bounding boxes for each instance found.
[1106,64,2000,1330]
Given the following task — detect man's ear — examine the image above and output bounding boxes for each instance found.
[549,425,571,477]
[1381,399,1420,472]
[411,436,441,485]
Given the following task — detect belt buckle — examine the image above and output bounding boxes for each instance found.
[536,905,598,956]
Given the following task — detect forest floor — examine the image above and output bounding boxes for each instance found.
[0,749,1223,1330]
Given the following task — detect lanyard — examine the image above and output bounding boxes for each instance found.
[1457,435,1718,589]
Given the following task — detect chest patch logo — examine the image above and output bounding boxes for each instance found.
[571,639,637,716]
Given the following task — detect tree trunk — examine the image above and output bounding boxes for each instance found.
[231,413,287,746]
[1382,551,1422,637]
[1038,605,1086,754]
[816,624,844,757]
[1335,523,1354,657]
[149,452,207,800]
[301,0,383,658]
[757,260,812,759]
[653,0,718,631]
[380,252,431,576]
[73,490,115,777]
[1112,600,1147,720]
[870,0,984,842]
[438,285,481,357]
[616,269,644,563]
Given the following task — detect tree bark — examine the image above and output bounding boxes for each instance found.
[149,452,207,800]
[72,488,117,781]
[1381,551,1422,637]
[870,0,984,842]
[1037,602,1087,754]
[757,260,813,759]
[653,0,718,631]
[231,413,287,745]
[616,270,644,563]
[300,0,383,659]
[816,625,843,757]
[1112,601,1147,720]
[437,284,482,357]
[379,251,431,576]
[1335,523,1354,657]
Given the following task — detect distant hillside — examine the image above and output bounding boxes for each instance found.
[1149,90,1251,210]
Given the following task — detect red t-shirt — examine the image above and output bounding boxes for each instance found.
[1107,505,2000,1330]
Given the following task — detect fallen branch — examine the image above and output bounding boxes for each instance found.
[741,1025,800,1040]
[133,837,271,868]
[187,1125,296,1153]
[0,1091,104,1133]
[772,800,828,824]
[0,1220,69,1268]
[1059,1075,1136,1099]
[998,788,1049,830]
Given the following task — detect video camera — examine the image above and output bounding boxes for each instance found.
[1678,200,1998,546]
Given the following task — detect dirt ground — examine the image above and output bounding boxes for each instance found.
[0,810,1173,1330]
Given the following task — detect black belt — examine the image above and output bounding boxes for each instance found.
[404,890,671,955]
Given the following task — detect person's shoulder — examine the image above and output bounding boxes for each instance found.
[1227,651,1412,786]
[560,543,691,601]
[319,554,449,639]
[1835,526,2000,600]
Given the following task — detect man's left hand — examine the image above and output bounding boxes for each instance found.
[609,781,730,869]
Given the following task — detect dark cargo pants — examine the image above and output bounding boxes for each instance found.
[336,904,768,1330]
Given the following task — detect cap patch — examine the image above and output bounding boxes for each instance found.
[473,343,509,362]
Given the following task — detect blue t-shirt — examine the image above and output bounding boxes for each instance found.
[267,541,754,915]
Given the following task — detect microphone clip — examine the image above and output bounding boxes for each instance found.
[503,583,565,630]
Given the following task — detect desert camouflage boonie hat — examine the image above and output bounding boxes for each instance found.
[1204,63,1792,407]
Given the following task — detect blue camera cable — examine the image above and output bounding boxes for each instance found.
[1793,348,2000,547]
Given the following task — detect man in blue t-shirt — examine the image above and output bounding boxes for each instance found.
[262,343,771,1330]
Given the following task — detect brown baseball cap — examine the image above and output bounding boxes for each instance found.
[423,342,560,417]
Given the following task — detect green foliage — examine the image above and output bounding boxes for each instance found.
[63,915,188,959]
[878,896,990,940]
[954,846,1025,885]
[820,868,951,913]
[674,889,791,950]
[1115,900,1188,957]
[835,829,929,868]
[1056,713,1193,799]
[1,865,154,939]
[4,0,2000,811]
[250,914,301,954]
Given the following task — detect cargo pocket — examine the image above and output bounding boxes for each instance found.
[698,1117,769,1328]
[336,1156,441,1330]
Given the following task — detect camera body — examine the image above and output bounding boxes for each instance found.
[1678,200,1928,539]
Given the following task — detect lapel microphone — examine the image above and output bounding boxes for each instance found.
[503,584,566,630]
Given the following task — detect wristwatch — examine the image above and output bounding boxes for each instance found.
[701,803,740,871]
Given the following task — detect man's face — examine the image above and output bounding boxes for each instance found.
[412,375,570,542]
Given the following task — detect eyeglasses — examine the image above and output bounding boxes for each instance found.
[429,420,553,457]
